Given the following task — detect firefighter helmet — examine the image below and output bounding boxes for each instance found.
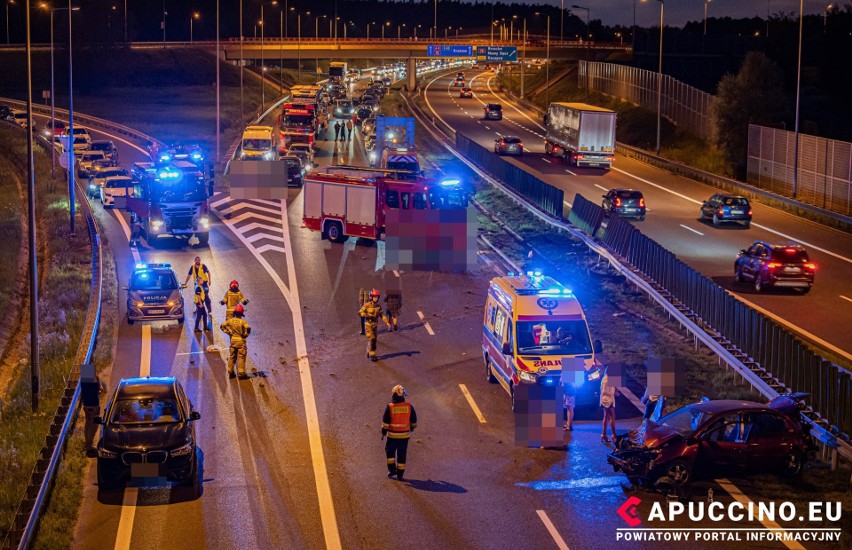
[370,289,380,298]
[234,304,245,315]
[230,279,239,289]
[391,385,407,398]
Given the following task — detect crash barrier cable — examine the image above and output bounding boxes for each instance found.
[582,204,851,441]
[455,132,564,219]
[2,132,103,550]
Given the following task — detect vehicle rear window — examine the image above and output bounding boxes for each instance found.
[504,137,521,144]
[723,197,749,206]
[617,190,643,199]
[106,179,131,188]
[488,104,502,111]
[130,271,177,290]
[771,247,809,263]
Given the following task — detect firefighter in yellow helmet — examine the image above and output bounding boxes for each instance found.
[381,385,417,480]
[220,304,251,379]
[220,279,249,320]
[359,288,391,362]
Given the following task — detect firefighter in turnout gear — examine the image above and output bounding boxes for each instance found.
[358,288,370,335]
[359,289,391,361]
[220,304,251,379]
[382,385,417,480]
[220,280,249,320]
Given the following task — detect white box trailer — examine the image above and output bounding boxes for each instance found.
[544,102,616,169]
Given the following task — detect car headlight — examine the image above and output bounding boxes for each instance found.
[200,216,210,228]
[171,442,194,457]
[240,151,246,159]
[98,447,119,459]
[519,370,536,382]
[136,301,144,307]
[263,151,273,160]
[151,220,163,231]
[369,152,377,162]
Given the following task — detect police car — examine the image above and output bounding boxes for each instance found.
[126,263,185,325]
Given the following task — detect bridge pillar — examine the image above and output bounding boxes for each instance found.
[407,56,417,92]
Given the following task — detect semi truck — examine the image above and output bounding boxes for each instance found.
[369,117,420,176]
[277,85,322,153]
[302,165,430,243]
[240,125,279,161]
[544,102,616,169]
[329,62,348,83]
[127,160,211,246]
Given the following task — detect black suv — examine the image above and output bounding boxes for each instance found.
[602,189,646,220]
[484,103,502,120]
[700,194,752,227]
[96,377,201,493]
[735,241,815,293]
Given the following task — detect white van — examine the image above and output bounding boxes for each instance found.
[482,271,603,410]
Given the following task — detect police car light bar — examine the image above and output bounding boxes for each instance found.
[158,169,181,180]
[439,178,461,187]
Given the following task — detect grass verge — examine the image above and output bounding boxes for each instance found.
[0,126,92,542]
[0,154,22,318]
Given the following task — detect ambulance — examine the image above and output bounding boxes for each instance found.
[482,271,603,410]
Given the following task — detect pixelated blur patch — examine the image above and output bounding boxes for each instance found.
[604,363,624,388]
[229,160,287,199]
[514,383,564,448]
[645,357,687,396]
[384,207,477,272]
[560,358,586,387]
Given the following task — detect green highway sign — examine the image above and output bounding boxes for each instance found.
[475,46,518,62]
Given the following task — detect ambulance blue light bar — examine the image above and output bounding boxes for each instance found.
[439,178,461,187]
[158,168,181,180]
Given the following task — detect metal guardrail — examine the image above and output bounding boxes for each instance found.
[2,132,104,549]
[401,87,852,471]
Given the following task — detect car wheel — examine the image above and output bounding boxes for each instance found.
[712,214,721,226]
[510,383,516,412]
[485,356,497,384]
[742,220,751,229]
[639,215,645,221]
[781,450,803,477]
[800,286,812,295]
[127,316,134,325]
[698,208,705,220]
[326,221,347,243]
[663,459,692,485]
[601,203,610,216]
[545,143,552,155]
[754,275,764,293]
[734,265,744,283]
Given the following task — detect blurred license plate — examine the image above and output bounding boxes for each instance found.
[732,209,744,214]
[131,463,161,478]
[784,267,800,273]
[147,309,166,315]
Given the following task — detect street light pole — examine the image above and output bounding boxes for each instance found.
[49,7,55,178]
[792,0,803,198]
[560,0,564,43]
[279,8,283,93]
[704,0,711,36]
[66,0,76,235]
[216,0,220,163]
[546,15,550,107]
[191,12,199,42]
[632,0,637,51]
[239,0,244,124]
[655,0,663,154]
[25,0,40,412]
[162,0,166,47]
[520,18,526,99]
[433,0,436,40]
[260,6,264,112]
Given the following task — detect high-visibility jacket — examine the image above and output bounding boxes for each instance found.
[222,289,247,310]
[188,263,210,285]
[193,289,206,308]
[382,401,418,439]
[220,317,251,344]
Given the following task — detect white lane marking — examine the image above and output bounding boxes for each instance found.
[229,210,284,225]
[484,125,490,130]
[175,350,206,356]
[593,184,609,192]
[113,488,139,550]
[113,211,141,264]
[392,270,400,278]
[734,294,852,362]
[612,167,852,265]
[565,168,577,176]
[476,120,482,124]
[715,479,805,550]
[541,158,551,164]
[216,202,282,216]
[416,310,435,336]
[232,221,284,236]
[841,295,852,304]
[276,201,342,549]
[536,510,570,550]
[618,386,646,413]
[680,224,705,236]
[113,321,152,549]
[255,244,288,254]
[246,232,286,244]
[459,384,487,423]
[424,75,457,132]
[563,200,573,208]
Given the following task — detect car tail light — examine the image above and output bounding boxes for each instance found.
[518,142,524,148]
[747,209,753,216]
[804,262,816,270]
[717,208,724,216]
[639,198,645,208]
[766,262,781,269]
[576,154,585,159]
[614,198,622,207]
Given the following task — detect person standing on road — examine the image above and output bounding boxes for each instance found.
[184,256,212,313]
[334,120,341,141]
[600,370,621,442]
[358,288,370,335]
[345,119,353,141]
[221,279,249,320]
[81,363,103,457]
[129,216,143,247]
[220,304,251,379]
[563,382,575,431]
[381,385,417,480]
[193,286,208,332]
[339,119,346,142]
[360,288,391,362]
[384,288,402,332]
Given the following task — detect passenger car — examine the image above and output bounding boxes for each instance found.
[362,99,380,113]
[0,105,11,120]
[42,119,66,138]
[700,194,752,227]
[607,396,816,489]
[484,103,503,120]
[288,145,313,171]
[494,136,524,156]
[63,126,92,143]
[100,175,133,207]
[96,377,201,492]
[88,165,130,198]
[601,189,646,220]
[452,77,465,87]
[734,241,815,293]
[10,109,30,128]
[362,116,378,135]
[333,99,354,118]
[282,155,304,187]
[125,263,185,325]
[89,139,118,163]
[77,150,107,178]
[459,86,473,98]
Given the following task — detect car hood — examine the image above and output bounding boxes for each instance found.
[102,422,188,451]
[624,422,685,449]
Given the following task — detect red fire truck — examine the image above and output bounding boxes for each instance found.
[277,102,317,153]
[302,165,431,243]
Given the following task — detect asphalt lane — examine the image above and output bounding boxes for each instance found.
[422,71,852,360]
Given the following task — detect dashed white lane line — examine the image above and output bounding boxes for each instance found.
[536,510,570,550]
[484,125,490,130]
[594,184,609,192]
[715,479,806,550]
[392,270,400,278]
[416,310,435,336]
[564,168,577,176]
[841,295,852,304]
[680,224,705,236]
[563,200,573,208]
[459,384,487,423]
[541,158,551,164]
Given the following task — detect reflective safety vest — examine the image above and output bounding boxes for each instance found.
[387,402,412,439]
[190,263,210,285]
